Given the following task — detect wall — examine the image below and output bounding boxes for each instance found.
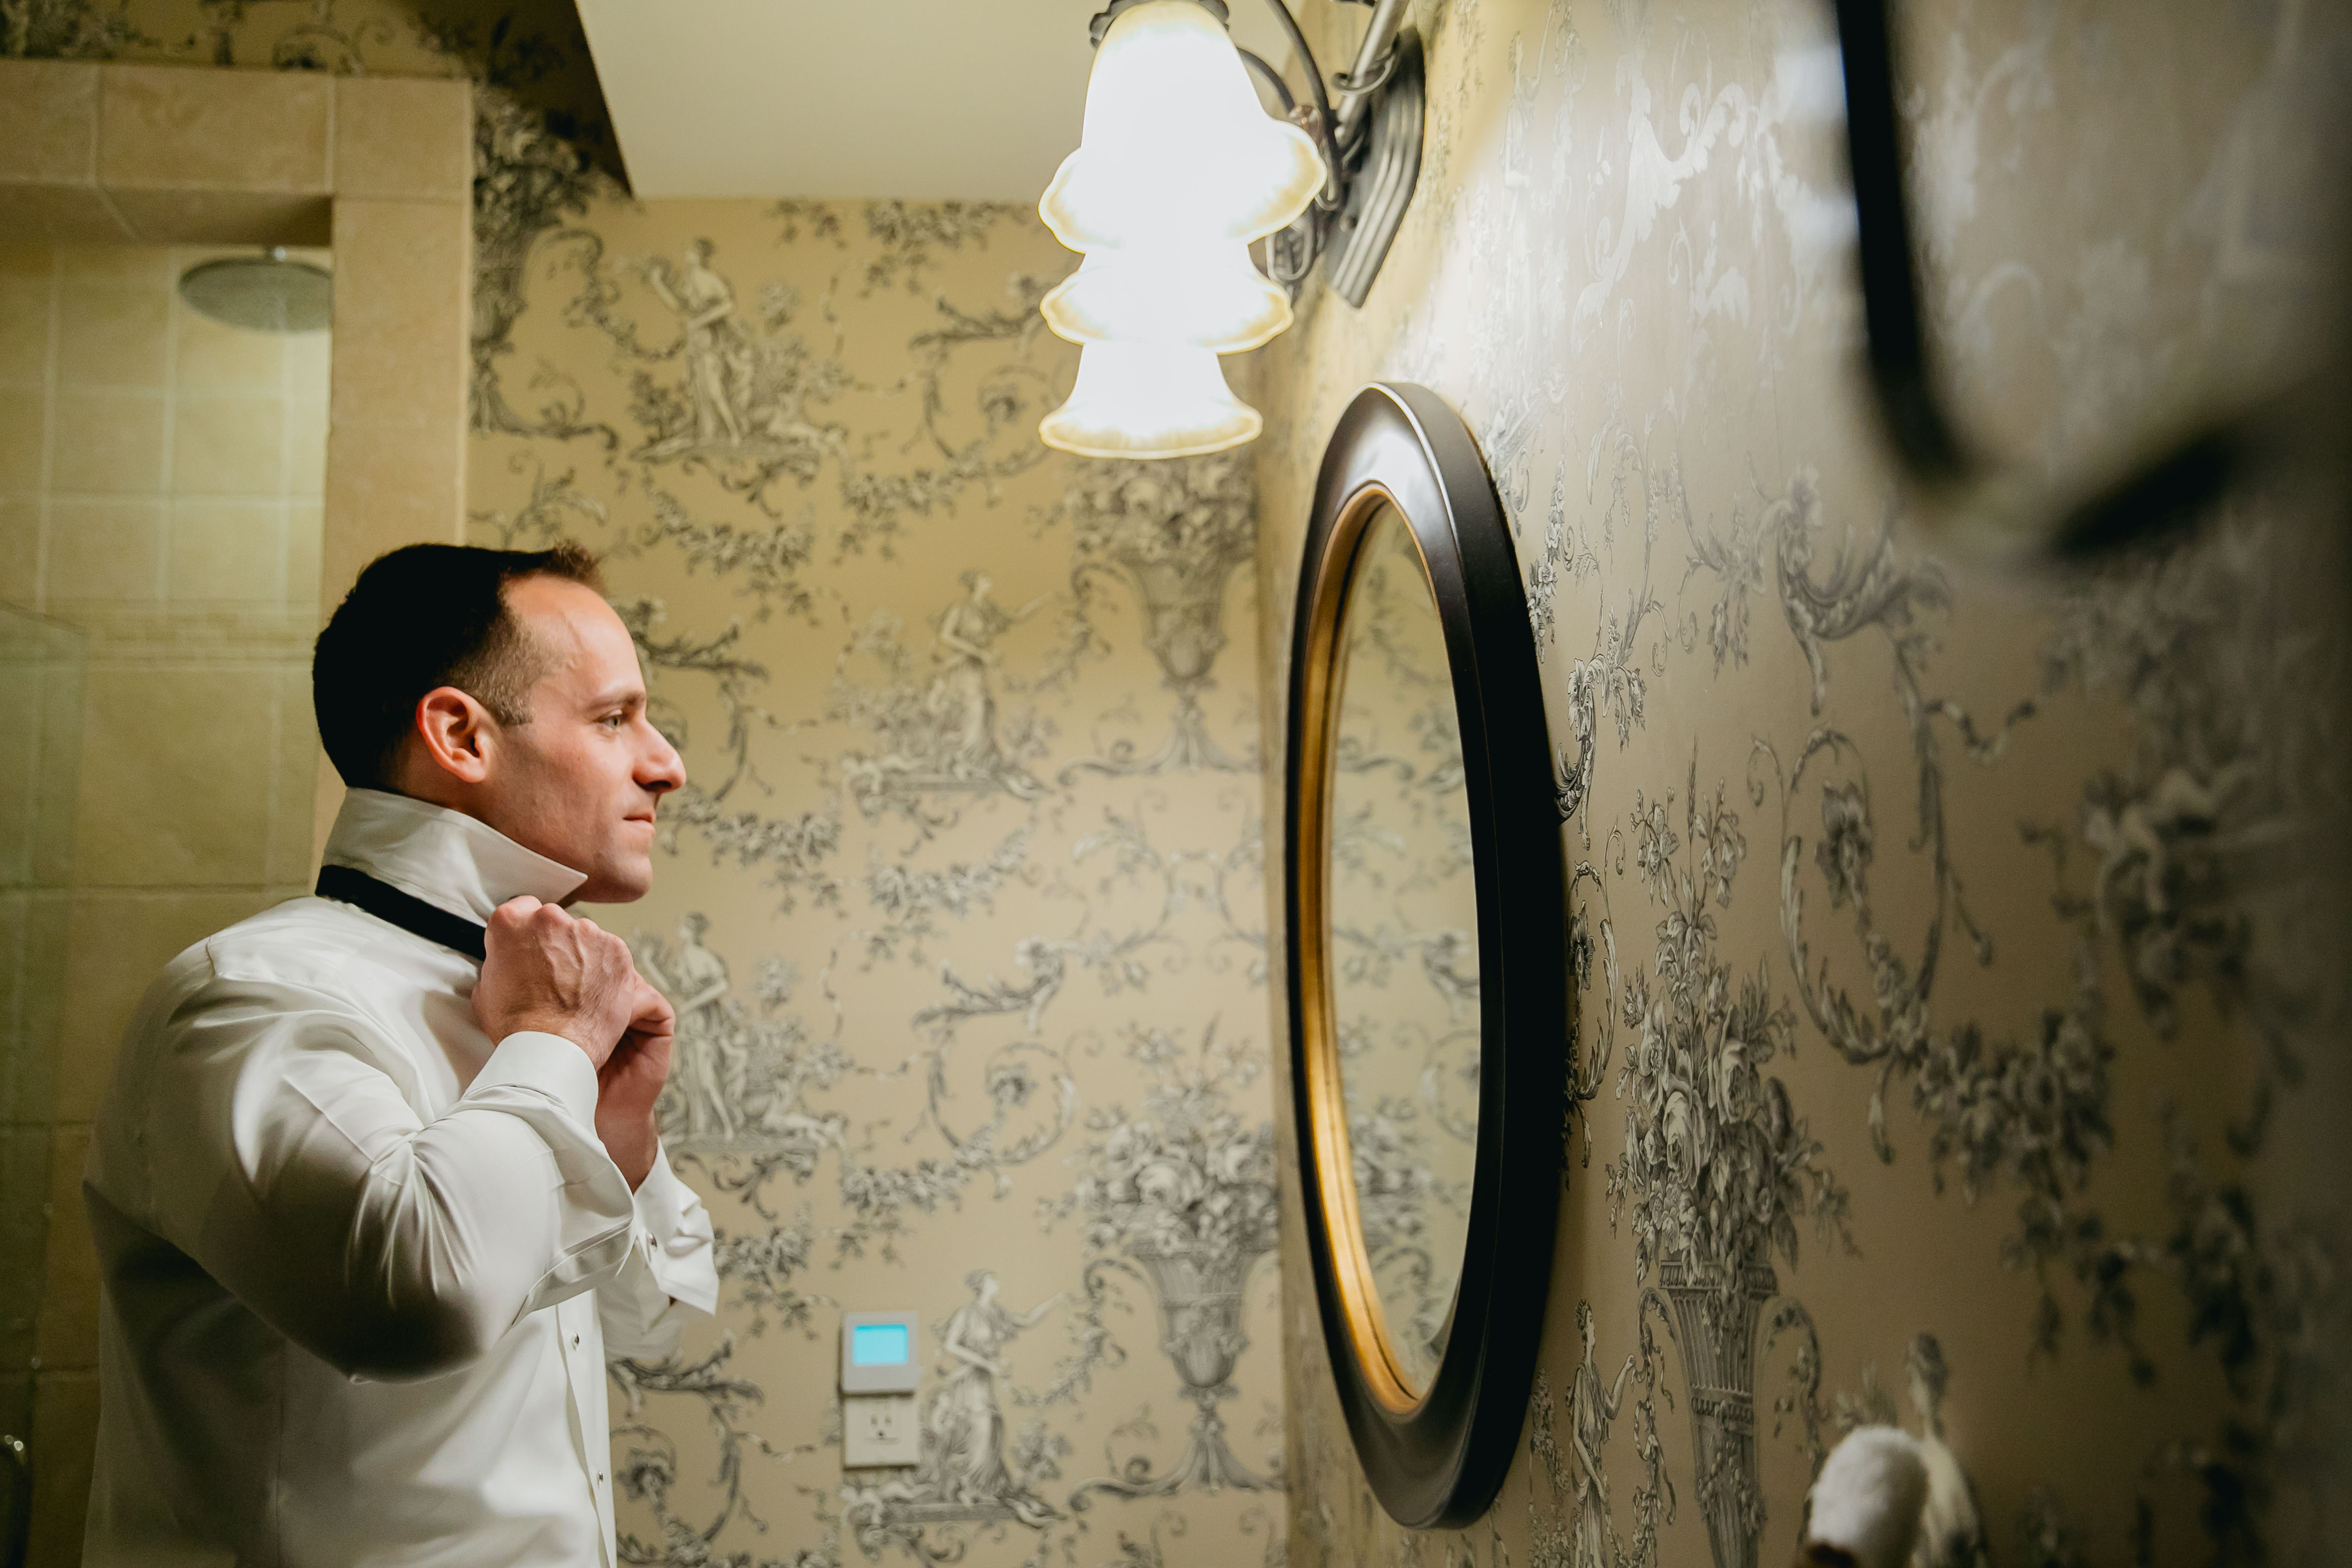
[0,238,330,1560]
[1254,2,2352,1568]
[12,8,1294,1568]
[472,196,1285,1568]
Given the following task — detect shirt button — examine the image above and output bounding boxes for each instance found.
[572,1335,581,1348]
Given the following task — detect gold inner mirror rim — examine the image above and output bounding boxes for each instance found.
[1297,485,1452,1417]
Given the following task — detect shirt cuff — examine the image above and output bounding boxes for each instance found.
[632,1142,719,1315]
[470,1030,601,1130]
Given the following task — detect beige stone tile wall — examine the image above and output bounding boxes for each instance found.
[0,239,327,1563]
[0,53,472,1563]
[0,242,329,616]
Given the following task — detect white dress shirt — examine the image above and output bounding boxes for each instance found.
[82,789,720,1568]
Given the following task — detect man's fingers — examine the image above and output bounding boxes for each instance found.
[600,930,639,974]
[488,896,544,935]
[629,978,676,1029]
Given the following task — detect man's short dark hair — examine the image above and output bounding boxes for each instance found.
[313,541,605,789]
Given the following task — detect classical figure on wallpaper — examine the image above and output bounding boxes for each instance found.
[637,911,743,1142]
[1898,1339,1987,1568]
[624,236,853,485]
[926,1272,1066,1524]
[832,575,1053,821]
[1052,455,1258,779]
[1829,1336,1988,1568]
[539,232,852,498]
[848,1271,1068,1542]
[1055,1025,1283,1507]
[629,915,849,1165]
[1525,1306,1676,1568]
[641,238,751,450]
[1569,1301,1637,1568]
[931,573,1043,773]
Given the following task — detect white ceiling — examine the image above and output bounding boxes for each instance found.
[577,0,1301,202]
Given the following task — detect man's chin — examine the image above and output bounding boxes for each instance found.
[576,856,654,904]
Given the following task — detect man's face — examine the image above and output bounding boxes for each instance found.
[481,577,685,901]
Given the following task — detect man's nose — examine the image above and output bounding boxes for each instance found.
[639,724,687,793]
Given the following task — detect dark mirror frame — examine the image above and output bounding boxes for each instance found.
[1283,382,1566,1528]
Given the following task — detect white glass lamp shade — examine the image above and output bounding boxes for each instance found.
[1040,0,1326,252]
[1040,244,1293,352]
[1039,342,1263,459]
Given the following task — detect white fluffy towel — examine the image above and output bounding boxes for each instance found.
[1802,1426,1930,1568]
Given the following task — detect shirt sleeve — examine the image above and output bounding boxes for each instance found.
[595,1142,720,1361]
[128,968,642,1383]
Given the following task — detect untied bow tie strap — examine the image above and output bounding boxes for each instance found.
[315,864,489,961]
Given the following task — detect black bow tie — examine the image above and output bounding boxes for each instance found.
[316,865,489,961]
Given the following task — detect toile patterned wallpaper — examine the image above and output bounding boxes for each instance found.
[13,5,1296,1567]
[476,197,1290,1568]
[16,1,2352,1566]
[1252,3,2352,1568]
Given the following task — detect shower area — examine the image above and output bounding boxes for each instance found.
[0,59,474,1563]
[0,238,332,1562]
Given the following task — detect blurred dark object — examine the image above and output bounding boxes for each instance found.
[1831,0,2345,561]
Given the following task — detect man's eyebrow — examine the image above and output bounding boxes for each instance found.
[586,684,646,710]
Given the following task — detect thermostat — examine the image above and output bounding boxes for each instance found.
[840,1312,920,1395]
[841,1312,921,1468]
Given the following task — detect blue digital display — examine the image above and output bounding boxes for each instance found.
[850,1323,910,1367]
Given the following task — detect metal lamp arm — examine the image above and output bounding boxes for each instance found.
[1251,1,1344,207]
[1237,47,1298,113]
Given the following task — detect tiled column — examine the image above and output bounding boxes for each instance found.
[0,58,474,1561]
[315,75,474,846]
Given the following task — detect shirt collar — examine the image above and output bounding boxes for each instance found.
[319,789,588,925]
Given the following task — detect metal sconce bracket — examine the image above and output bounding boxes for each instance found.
[1088,0,1426,309]
[1316,23,1423,306]
[1832,0,2344,559]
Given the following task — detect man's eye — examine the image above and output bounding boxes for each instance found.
[602,714,627,729]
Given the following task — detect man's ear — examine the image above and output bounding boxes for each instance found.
[413,686,496,784]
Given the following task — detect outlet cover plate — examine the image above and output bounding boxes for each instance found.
[842,1392,921,1468]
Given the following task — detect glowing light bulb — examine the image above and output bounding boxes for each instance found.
[1039,341,1263,459]
[1039,0,1326,252]
[1040,244,1292,352]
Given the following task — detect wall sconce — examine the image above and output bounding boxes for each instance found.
[1039,0,1426,459]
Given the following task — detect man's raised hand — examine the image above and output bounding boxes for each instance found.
[474,896,641,1068]
[595,977,676,1189]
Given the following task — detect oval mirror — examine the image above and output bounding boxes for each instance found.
[1325,500,1480,1394]
[1285,383,1565,1528]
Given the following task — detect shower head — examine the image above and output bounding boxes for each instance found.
[178,247,332,334]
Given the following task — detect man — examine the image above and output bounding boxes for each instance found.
[81,542,720,1567]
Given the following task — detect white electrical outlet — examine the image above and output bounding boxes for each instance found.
[842,1392,920,1468]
